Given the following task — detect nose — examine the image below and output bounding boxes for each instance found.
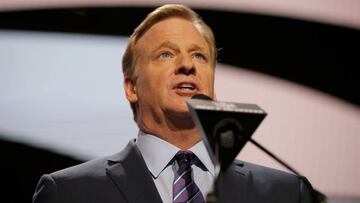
[175,55,196,76]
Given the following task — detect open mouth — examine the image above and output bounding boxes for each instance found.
[174,82,199,96]
[177,83,196,90]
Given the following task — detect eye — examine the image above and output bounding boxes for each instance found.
[193,53,206,61]
[159,52,173,60]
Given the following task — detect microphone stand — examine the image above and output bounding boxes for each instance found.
[206,165,220,203]
[206,137,327,203]
[248,138,327,203]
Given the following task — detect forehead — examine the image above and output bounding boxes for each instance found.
[135,17,210,53]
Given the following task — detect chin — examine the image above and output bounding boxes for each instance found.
[165,104,192,118]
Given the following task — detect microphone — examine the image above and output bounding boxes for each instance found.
[186,94,326,203]
[191,94,212,100]
[187,94,267,171]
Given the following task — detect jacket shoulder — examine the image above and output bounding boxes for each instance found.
[50,155,110,179]
[224,160,313,203]
[33,152,127,203]
[238,160,299,184]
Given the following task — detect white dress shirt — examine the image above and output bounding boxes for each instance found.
[136,131,215,203]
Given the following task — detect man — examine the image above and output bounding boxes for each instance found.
[33,4,314,203]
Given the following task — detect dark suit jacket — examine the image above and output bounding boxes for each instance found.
[33,140,314,203]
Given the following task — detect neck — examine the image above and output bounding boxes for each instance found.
[138,112,201,150]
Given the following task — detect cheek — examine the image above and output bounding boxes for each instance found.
[202,69,215,85]
[136,72,155,96]
[201,69,215,95]
[139,69,170,94]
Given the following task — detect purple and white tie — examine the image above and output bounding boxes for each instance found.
[173,151,205,203]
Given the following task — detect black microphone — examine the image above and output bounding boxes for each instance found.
[187,94,267,171]
[186,94,326,203]
[192,94,213,100]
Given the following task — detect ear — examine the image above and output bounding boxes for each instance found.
[124,78,138,103]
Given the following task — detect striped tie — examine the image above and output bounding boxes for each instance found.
[173,151,205,203]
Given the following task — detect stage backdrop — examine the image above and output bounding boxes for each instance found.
[0,30,359,199]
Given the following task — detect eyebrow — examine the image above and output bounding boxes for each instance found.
[153,41,180,53]
[152,41,209,55]
[188,44,209,54]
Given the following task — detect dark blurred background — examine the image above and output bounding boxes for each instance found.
[0,2,359,202]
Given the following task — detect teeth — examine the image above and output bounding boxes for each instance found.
[178,83,194,90]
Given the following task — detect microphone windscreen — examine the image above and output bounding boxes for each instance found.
[192,94,212,101]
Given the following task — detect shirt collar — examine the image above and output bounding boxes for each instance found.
[136,131,215,178]
[190,139,215,176]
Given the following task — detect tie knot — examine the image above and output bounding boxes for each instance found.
[173,151,208,172]
[174,151,195,166]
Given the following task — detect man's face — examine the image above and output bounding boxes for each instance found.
[126,17,215,120]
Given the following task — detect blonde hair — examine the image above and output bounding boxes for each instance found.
[122,4,217,119]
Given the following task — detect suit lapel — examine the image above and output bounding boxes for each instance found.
[106,140,162,203]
